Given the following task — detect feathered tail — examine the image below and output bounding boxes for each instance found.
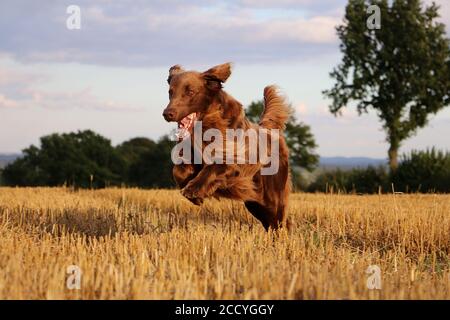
[259,85,290,130]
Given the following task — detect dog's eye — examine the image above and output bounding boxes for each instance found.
[168,89,173,98]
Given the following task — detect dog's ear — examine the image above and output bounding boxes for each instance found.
[202,63,232,90]
[167,65,184,84]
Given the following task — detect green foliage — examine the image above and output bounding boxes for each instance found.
[3,130,125,188]
[307,149,450,193]
[116,137,157,185]
[324,0,450,170]
[307,166,388,193]
[245,100,319,172]
[117,137,156,167]
[117,136,176,188]
[3,131,178,189]
[245,101,263,124]
[392,148,450,192]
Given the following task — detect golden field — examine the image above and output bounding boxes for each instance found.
[0,187,449,299]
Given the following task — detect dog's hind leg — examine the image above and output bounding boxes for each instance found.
[244,201,289,231]
[275,202,290,230]
[244,201,275,231]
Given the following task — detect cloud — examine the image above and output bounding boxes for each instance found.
[0,94,19,108]
[0,68,44,87]
[237,0,346,15]
[247,16,338,44]
[0,86,144,112]
[0,65,143,111]
[26,87,143,112]
[0,0,343,67]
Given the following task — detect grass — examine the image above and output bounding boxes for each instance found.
[0,187,449,299]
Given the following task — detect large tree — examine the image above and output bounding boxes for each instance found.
[245,100,319,172]
[324,0,450,171]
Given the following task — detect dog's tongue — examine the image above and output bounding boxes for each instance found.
[179,113,195,128]
[176,113,196,139]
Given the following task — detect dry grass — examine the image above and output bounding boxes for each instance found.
[0,187,449,299]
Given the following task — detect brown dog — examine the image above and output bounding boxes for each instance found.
[163,63,290,230]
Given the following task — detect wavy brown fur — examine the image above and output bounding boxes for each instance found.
[260,85,291,130]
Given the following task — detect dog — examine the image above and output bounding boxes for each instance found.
[163,62,290,230]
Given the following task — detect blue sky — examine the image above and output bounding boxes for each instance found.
[0,0,449,158]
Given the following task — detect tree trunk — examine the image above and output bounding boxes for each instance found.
[387,124,401,173]
[388,144,398,172]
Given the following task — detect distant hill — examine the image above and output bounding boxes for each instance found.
[0,154,20,169]
[319,156,386,169]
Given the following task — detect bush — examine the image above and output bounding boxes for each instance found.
[307,166,389,194]
[307,149,450,194]
[392,148,450,192]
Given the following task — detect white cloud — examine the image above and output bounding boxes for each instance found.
[0,69,39,87]
[255,16,338,43]
[0,65,143,112]
[26,87,143,112]
[0,94,19,108]
[0,1,342,67]
[0,87,144,112]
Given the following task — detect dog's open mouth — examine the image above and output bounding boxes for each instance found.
[176,113,197,139]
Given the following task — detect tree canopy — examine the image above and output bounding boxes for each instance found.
[2,131,177,189]
[3,130,124,188]
[116,136,176,188]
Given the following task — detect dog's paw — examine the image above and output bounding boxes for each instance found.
[181,186,204,206]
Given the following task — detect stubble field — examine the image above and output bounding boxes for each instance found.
[0,187,449,299]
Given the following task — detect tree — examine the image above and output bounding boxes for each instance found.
[133,136,176,188]
[245,101,319,171]
[324,0,450,171]
[116,137,157,184]
[117,136,176,188]
[3,130,124,188]
[392,148,450,192]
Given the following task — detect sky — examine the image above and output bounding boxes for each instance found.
[0,0,449,158]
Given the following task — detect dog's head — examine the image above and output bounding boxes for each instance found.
[162,63,232,129]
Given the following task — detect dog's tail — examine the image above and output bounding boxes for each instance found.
[259,85,290,131]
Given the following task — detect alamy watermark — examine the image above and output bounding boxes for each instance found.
[66,5,81,30]
[366,265,382,290]
[66,265,82,290]
[170,121,280,175]
[367,5,381,30]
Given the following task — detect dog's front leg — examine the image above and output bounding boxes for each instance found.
[181,164,230,205]
[173,164,198,188]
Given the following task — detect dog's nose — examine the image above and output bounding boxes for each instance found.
[163,109,175,121]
